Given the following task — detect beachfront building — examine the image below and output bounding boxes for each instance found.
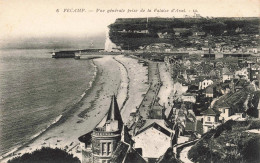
[201,108,222,133]
[78,95,146,163]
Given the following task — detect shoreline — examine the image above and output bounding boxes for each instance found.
[0,55,136,163]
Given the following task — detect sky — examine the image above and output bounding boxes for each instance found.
[0,0,259,48]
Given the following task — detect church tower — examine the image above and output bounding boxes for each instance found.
[91,95,123,163]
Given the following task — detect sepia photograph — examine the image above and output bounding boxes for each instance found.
[0,0,259,162]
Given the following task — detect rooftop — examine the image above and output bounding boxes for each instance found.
[201,107,221,116]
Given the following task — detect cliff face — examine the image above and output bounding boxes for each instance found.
[108,17,259,50]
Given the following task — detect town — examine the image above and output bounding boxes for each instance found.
[77,17,260,163]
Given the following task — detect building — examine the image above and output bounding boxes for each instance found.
[181,93,196,103]
[257,100,260,119]
[205,85,216,98]
[248,64,260,81]
[201,108,221,133]
[199,79,213,90]
[133,119,175,162]
[217,105,233,122]
[235,68,249,80]
[222,67,233,82]
[78,95,146,163]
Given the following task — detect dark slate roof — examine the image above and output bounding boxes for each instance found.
[106,95,123,130]
[78,131,92,144]
[111,142,129,163]
[201,108,221,115]
[216,102,230,109]
[110,142,146,163]
[157,147,182,163]
[124,150,147,163]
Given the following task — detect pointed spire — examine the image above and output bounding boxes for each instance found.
[106,95,123,130]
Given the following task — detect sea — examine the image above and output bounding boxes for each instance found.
[0,49,96,157]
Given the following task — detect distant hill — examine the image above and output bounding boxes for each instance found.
[108,17,260,50]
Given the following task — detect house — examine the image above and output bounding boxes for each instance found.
[247,47,258,53]
[133,119,175,161]
[201,107,221,133]
[222,67,233,82]
[181,93,196,103]
[185,118,203,136]
[199,79,213,90]
[205,85,216,98]
[208,69,220,79]
[248,64,260,81]
[235,68,249,80]
[78,95,146,163]
[217,104,233,122]
[257,57,260,63]
[257,100,260,119]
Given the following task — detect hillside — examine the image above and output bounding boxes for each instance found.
[188,120,260,163]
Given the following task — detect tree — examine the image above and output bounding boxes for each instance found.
[8,147,80,163]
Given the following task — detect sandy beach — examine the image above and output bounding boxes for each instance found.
[114,56,149,124]
[1,55,149,163]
